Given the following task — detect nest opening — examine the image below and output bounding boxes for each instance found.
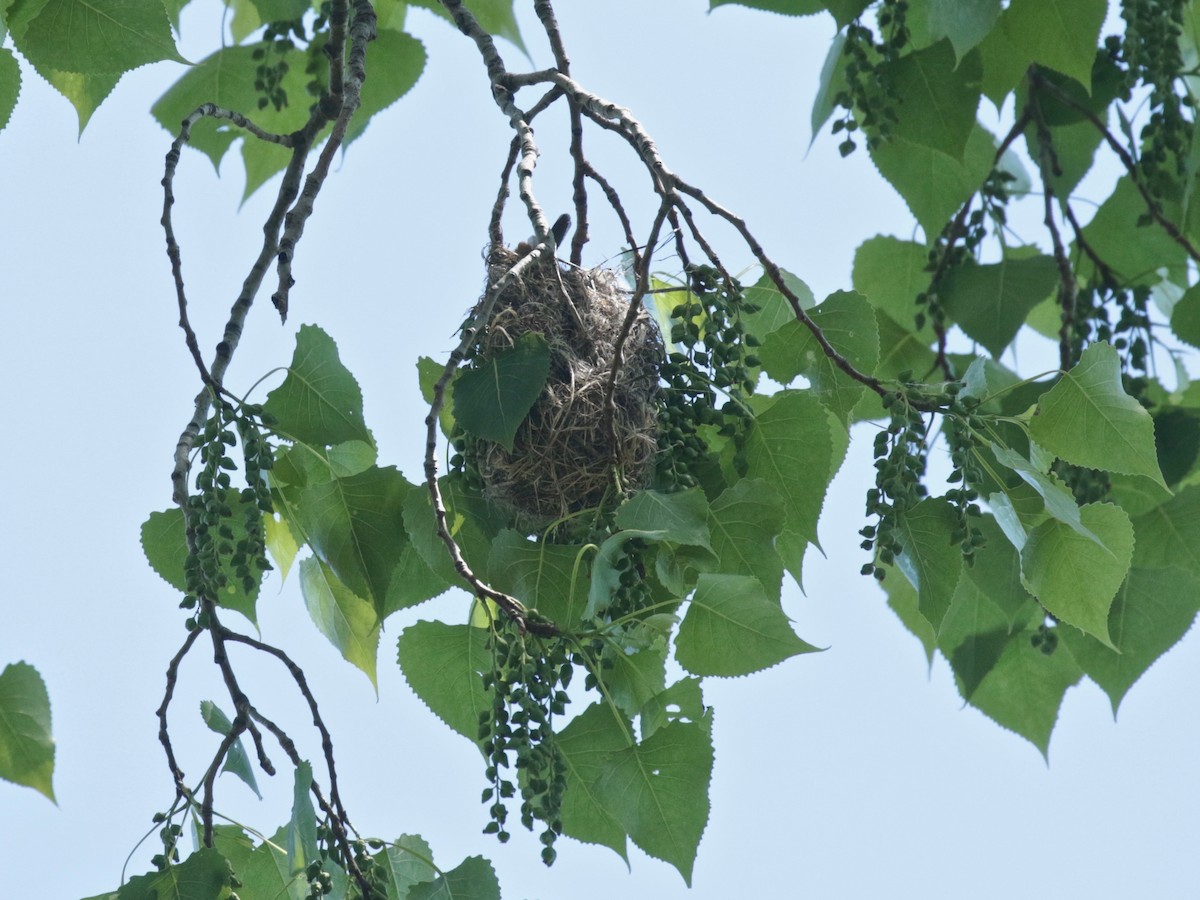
[466,246,661,527]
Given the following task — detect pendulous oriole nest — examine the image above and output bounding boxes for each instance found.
[464,246,661,527]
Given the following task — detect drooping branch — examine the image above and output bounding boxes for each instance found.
[272,0,378,321]
[1030,68,1200,265]
[1027,93,1079,372]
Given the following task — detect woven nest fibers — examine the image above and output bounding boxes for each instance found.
[467,246,661,525]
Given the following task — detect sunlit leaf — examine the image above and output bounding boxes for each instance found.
[676,574,820,676]
[1021,502,1135,647]
[966,625,1083,758]
[1059,565,1200,715]
[1029,342,1168,488]
[0,662,54,800]
[115,848,233,900]
[299,558,381,688]
[596,715,714,885]
[558,702,633,859]
[9,0,186,75]
[852,236,935,341]
[744,390,834,585]
[264,324,374,450]
[1001,0,1105,90]
[397,621,490,742]
[881,41,981,160]
[407,855,500,900]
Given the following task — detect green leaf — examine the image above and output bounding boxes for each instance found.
[140,505,262,625]
[487,530,591,630]
[558,701,633,859]
[410,0,527,54]
[299,558,381,688]
[676,574,820,676]
[264,324,374,449]
[1029,342,1168,488]
[293,466,412,615]
[286,761,318,875]
[744,390,834,585]
[940,255,1059,358]
[809,31,846,144]
[882,41,982,160]
[962,514,1037,623]
[938,575,1022,700]
[852,312,939,421]
[0,662,54,800]
[601,635,668,719]
[757,290,880,424]
[1031,118,1103,198]
[707,478,786,602]
[396,621,490,741]
[0,47,20,134]
[976,14,1030,106]
[881,564,937,664]
[596,715,713,885]
[115,848,233,900]
[39,67,120,134]
[454,332,550,451]
[1170,282,1200,349]
[925,0,1001,61]
[345,29,426,144]
[198,700,262,799]
[710,0,869,27]
[640,676,706,739]
[151,43,312,170]
[616,489,712,549]
[418,355,456,438]
[141,508,189,594]
[248,0,308,20]
[265,513,300,578]
[894,497,964,633]
[989,444,1097,544]
[742,268,814,339]
[407,856,500,900]
[380,834,439,898]
[1079,177,1186,286]
[851,236,935,341]
[401,473,502,588]
[1001,0,1105,90]
[966,624,1082,758]
[226,830,305,900]
[869,125,995,240]
[9,0,186,76]
[1059,566,1200,715]
[1021,502,1135,647]
[1130,485,1200,576]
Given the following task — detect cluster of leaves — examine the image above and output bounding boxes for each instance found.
[714,0,1200,752]
[86,762,502,899]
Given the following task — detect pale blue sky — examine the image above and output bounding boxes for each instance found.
[2,3,1198,898]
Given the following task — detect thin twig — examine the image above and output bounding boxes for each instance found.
[533,0,589,264]
[155,627,203,801]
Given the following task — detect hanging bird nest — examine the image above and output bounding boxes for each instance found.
[465,246,661,527]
